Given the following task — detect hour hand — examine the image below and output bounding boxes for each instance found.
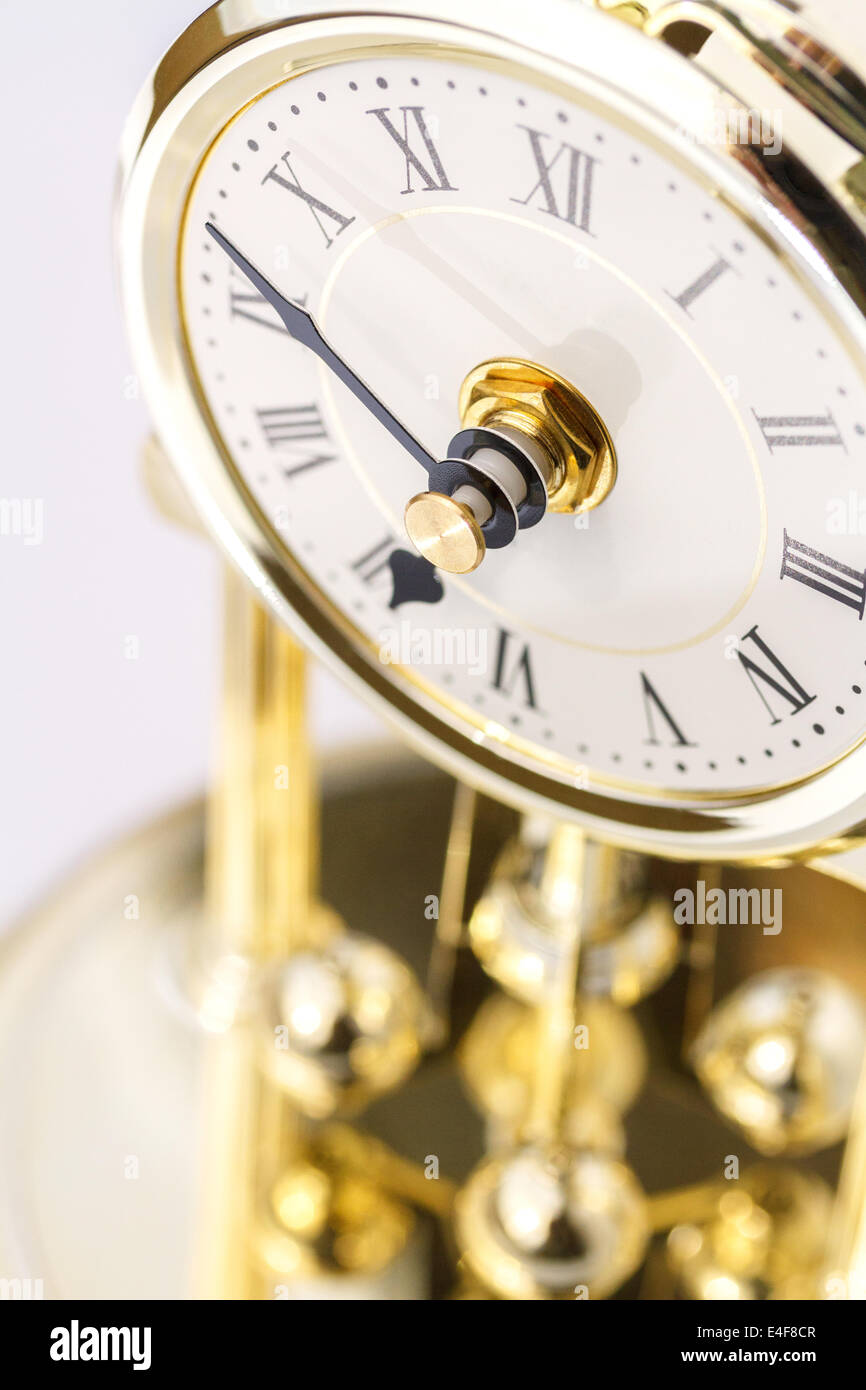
[205,222,437,473]
[206,222,321,351]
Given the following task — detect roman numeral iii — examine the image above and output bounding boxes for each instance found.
[511,126,598,232]
[367,106,456,193]
[780,530,866,619]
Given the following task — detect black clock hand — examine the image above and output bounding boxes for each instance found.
[205,222,443,608]
[205,223,438,473]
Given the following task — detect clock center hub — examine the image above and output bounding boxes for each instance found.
[404,357,618,574]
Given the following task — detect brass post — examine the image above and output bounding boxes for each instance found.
[194,567,318,1298]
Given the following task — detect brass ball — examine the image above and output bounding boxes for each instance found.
[458,993,646,1152]
[262,931,424,1119]
[691,967,866,1155]
[455,1143,648,1299]
[256,1157,416,1295]
[666,1165,833,1300]
[468,840,678,1007]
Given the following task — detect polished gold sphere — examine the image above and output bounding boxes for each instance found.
[666,1165,833,1300]
[469,838,678,1007]
[455,1143,648,1299]
[262,931,424,1119]
[691,967,866,1155]
[458,993,646,1151]
[256,1155,416,1294]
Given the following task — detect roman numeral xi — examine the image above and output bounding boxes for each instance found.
[367,106,456,193]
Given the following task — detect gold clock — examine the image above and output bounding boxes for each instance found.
[115,0,866,1303]
[6,0,866,1306]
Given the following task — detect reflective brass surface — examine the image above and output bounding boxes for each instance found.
[664,1166,833,1301]
[691,967,866,1156]
[458,357,618,515]
[455,1143,649,1299]
[261,930,425,1118]
[403,490,486,574]
[4,753,866,1296]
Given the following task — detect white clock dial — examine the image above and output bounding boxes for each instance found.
[179,52,866,801]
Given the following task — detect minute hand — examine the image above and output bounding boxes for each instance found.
[205,223,437,473]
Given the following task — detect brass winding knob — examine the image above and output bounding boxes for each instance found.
[403,357,617,575]
[404,490,487,574]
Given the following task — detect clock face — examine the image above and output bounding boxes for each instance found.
[179,50,866,804]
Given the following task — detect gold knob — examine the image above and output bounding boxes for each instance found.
[402,358,617,576]
[404,491,486,575]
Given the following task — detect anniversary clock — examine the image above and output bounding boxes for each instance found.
[4,0,866,1300]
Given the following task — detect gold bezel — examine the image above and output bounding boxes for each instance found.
[118,0,866,861]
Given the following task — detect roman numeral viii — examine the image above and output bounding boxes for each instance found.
[781,530,866,619]
[262,153,355,249]
[736,625,815,725]
[511,126,598,233]
[256,404,336,478]
[367,106,456,193]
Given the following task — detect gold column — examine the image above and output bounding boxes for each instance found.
[194,567,318,1298]
[524,824,586,1145]
[824,1049,866,1299]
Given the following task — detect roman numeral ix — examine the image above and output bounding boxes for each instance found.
[228,265,306,333]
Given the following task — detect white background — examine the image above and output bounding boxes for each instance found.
[0,0,382,929]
